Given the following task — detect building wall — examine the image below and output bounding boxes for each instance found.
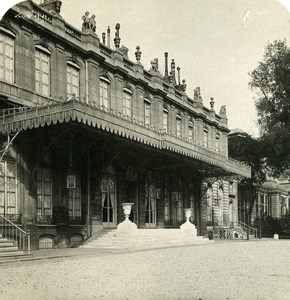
[0,1,229,148]
[0,1,250,249]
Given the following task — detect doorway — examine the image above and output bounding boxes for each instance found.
[145,184,156,227]
[101,174,116,228]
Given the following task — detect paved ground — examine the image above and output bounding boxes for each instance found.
[0,239,290,300]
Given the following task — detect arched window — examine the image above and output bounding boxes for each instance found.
[188,121,194,143]
[36,166,52,224]
[100,76,111,109]
[35,45,51,96]
[0,160,17,219]
[68,173,81,223]
[70,234,83,247]
[0,28,15,83]
[203,127,209,148]
[206,187,213,223]
[101,165,116,227]
[217,185,224,222]
[144,97,151,126]
[39,235,54,249]
[123,88,133,118]
[67,61,80,100]
[216,132,220,152]
[176,114,182,137]
[163,107,168,133]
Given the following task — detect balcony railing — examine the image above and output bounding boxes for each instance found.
[37,215,53,225]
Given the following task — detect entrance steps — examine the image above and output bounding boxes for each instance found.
[81,228,213,250]
[0,234,31,261]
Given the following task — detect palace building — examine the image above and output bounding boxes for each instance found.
[0,0,251,250]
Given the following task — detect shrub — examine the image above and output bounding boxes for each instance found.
[279,213,290,236]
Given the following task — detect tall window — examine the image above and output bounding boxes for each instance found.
[203,127,208,148]
[68,175,81,222]
[215,133,220,152]
[0,161,16,218]
[100,77,110,109]
[188,121,194,143]
[36,167,52,223]
[123,90,132,118]
[0,31,14,83]
[67,62,80,100]
[163,108,168,133]
[35,47,50,96]
[176,115,182,137]
[102,176,116,225]
[206,187,213,223]
[217,186,224,222]
[144,99,151,126]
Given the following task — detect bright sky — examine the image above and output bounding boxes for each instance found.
[1,0,290,136]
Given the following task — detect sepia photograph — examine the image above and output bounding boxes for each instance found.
[0,0,290,299]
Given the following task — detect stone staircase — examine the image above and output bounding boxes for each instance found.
[0,234,31,261]
[81,228,213,250]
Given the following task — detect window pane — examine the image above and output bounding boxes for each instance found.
[35,50,50,95]
[0,33,14,83]
[44,196,51,209]
[67,65,79,98]
[145,102,150,125]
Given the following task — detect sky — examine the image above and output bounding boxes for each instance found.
[1,0,290,136]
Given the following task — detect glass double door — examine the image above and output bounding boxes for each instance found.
[145,184,156,227]
[101,176,116,228]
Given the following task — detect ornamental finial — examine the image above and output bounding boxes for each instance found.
[135,46,142,62]
[210,97,215,109]
[181,79,187,92]
[114,23,121,48]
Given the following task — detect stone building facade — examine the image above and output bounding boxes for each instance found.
[239,179,290,224]
[229,130,290,225]
[0,0,250,249]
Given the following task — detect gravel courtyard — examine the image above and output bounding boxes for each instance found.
[1,239,290,300]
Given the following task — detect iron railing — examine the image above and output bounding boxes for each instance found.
[0,215,31,254]
[238,221,258,238]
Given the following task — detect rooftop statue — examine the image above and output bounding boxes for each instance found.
[194,87,203,103]
[219,105,227,117]
[89,15,96,32]
[81,12,96,32]
[150,58,159,72]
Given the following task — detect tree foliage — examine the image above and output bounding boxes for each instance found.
[228,132,267,226]
[249,40,290,178]
[228,133,266,186]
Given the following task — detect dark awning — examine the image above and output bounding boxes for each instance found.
[0,100,251,178]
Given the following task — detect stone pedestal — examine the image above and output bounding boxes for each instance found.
[180,208,197,237]
[116,203,137,235]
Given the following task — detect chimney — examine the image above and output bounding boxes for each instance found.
[164,52,169,77]
[107,26,111,48]
[177,67,181,85]
[171,59,176,85]
[102,33,106,44]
